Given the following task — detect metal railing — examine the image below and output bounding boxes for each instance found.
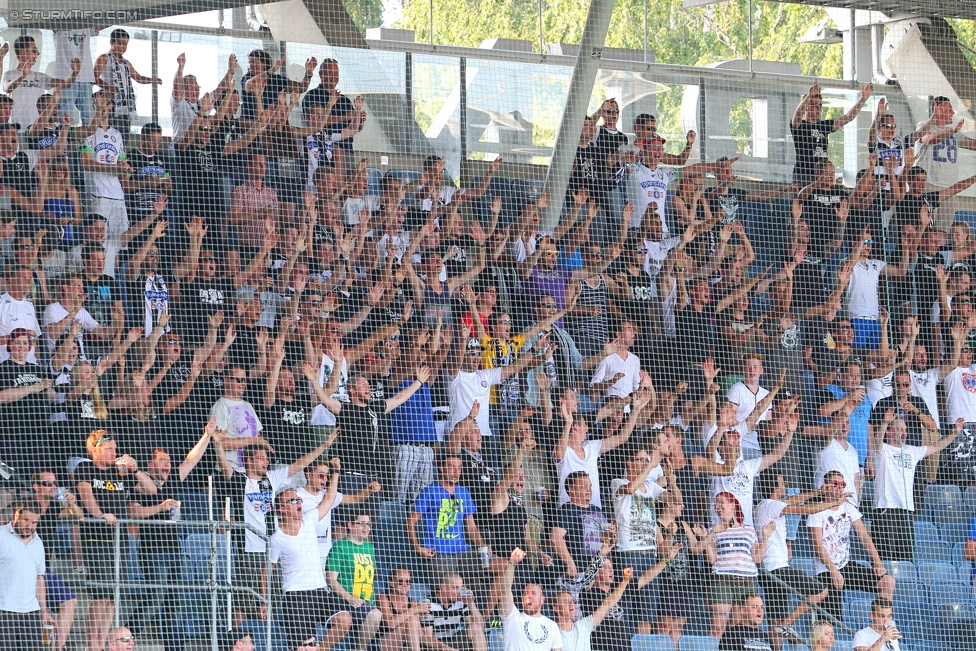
[87,494,272,651]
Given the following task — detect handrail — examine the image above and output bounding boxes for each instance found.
[93,516,274,651]
[758,566,857,638]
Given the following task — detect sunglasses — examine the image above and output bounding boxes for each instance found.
[879,122,895,128]
[499,319,512,326]
[544,251,558,257]
[114,636,135,643]
[541,302,557,308]
[895,382,911,388]
[37,480,57,487]
[353,521,372,527]
[147,251,160,257]
[282,497,302,505]
[637,248,648,254]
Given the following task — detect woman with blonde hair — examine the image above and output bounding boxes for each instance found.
[810,621,835,651]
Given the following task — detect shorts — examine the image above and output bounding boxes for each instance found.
[280,588,347,647]
[45,572,76,609]
[707,574,759,605]
[82,538,123,600]
[852,318,881,350]
[759,566,826,621]
[817,563,882,619]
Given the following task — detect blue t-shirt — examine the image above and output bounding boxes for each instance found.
[413,483,477,554]
[389,381,437,444]
[825,385,873,465]
[968,515,976,581]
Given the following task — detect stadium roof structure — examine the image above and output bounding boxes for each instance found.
[775,0,976,20]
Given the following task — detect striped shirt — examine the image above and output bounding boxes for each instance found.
[423,600,469,639]
[712,524,758,577]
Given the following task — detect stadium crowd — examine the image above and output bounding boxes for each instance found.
[3,24,976,651]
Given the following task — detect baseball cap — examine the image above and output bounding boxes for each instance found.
[641,133,667,147]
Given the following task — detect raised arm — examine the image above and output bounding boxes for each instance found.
[591,568,634,627]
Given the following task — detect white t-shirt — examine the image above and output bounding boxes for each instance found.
[754,499,788,571]
[210,397,263,471]
[269,510,328,592]
[502,606,561,651]
[874,443,926,511]
[53,29,97,83]
[944,365,976,424]
[0,292,40,363]
[559,615,593,651]
[910,367,941,430]
[170,97,200,147]
[310,354,348,427]
[709,455,763,527]
[342,195,380,225]
[2,70,55,131]
[845,259,886,319]
[807,502,862,574]
[867,371,893,409]
[612,477,666,552]
[915,118,963,189]
[853,624,900,651]
[42,302,99,362]
[448,367,502,437]
[625,164,678,233]
[82,127,126,200]
[0,524,45,613]
[557,439,603,508]
[240,466,292,553]
[815,438,861,506]
[643,236,681,279]
[727,381,770,426]
[297,487,344,559]
[589,352,641,399]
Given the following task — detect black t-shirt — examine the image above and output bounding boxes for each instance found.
[791,118,836,181]
[75,462,136,541]
[491,497,528,556]
[441,235,476,279]
[792,254,827,315]
[801,185,849,258]
[591,127,628,189]
[581,583,638,651]
[895,191,941,230]
[0,359,47,434]
[261,393,315,464]
[869,394,932,447]
[1,150,38,197]
[302,87,356,152]
[708,187,750,224]
[176,141,224,219]
[459,448,496,521]
[569,145,603,199]
[179,276,232,346]
[240,72,289,122]
[36,501,62,552]
[719,625,772,651]
[228,324,260,371]
[334,402,382,476]
[126,148,170,214]
[675,304,715,367]
[555,503,608,573]
[131,478,181,553]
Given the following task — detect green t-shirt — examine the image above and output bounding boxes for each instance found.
[327,538,376,603]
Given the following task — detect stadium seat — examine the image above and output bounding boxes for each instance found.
[965,487,976,514]
[365,167,383,196]
[488,627,504,651]
[915,541,952,564]
[915,521,940,543]
[922,485,968,526]
[844,598,873,630]
[929,581,973,607]
[886,560,919,583]
[958,565,974,585]
[634,634,676,651]
[918,562,960,586]
[678,636,719,651]
[861,480,875,509]
[791,557,815,576]
[953,542,970,566]
[407,582,431,602]
[941,522,970,546]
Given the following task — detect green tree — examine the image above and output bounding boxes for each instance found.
[345,0,384,31]
[397,0,843,78]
